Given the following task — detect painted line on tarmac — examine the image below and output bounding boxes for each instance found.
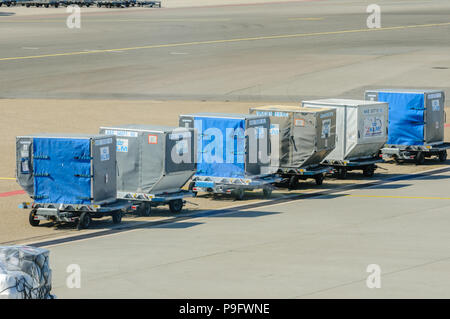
[0,190,25,198]
[0,177,16,180]
[1,21,450,62]
[347,194,450,200]
[0,18,233,23]
[25,165,450,248]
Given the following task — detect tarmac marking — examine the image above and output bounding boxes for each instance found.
[347,194,450,200]
[0,18,232,23]
[1,21,450,62]
[0,190,25,198]
[0,177,16,180]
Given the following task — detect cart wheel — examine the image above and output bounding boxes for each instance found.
[438,150,447,162]
[232,188,245,200]
[262,187,272,199]
[414,152,425,165]
[77,212,91,230]
[363,165,375,177]
[140,203,151,217]
[337,168,347,179]
[288,175,299,189]
[112,211,122,224]
[29,210,40,227]
[314,174,324,185]
[188,181,197,197]
[169,199,183,213]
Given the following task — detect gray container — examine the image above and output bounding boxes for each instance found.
[365,89,445,146]
[302,99,389,162]
[16,134,116,205]
[249,105,336,170]
[99,125,196,198]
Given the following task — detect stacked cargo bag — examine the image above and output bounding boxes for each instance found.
[16,134,124,229]
[99,125,197,215]
[0,246,54,299]
[179,113,277,200]
[365,89,448,164]
[249,105,336,188]
[302,99,389,178]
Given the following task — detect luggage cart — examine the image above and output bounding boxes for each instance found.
[276,165,332,189]
[122,190,194,216]
[381,143,450,165]
[189,175,281,200]
[0,0,17,7]
[323,157,383,178]
[19,200,132,230]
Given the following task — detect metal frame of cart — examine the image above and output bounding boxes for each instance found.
[276,165,332,188]
[322,157,384,178]
[381,142,449,165]
[120,189,194,216]
[189,175,280,200]
[19,200,132,230]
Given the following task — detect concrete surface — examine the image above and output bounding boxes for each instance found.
[0,0,449,101]
[48,167,450,298]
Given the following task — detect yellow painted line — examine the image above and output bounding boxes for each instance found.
[0,177,15,180]
[347,194,450,200]
[1,21,450,62]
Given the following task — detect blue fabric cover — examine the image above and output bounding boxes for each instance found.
[33,138,91,204]
[195,117,245,178]
[378,92,425,145]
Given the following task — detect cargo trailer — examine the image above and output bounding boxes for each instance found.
[99,124,197,214]
[16,134,130,229]
[249,105,336,188]
[365,89,449,164]
[179,113,279,199]
[302,99,388,178]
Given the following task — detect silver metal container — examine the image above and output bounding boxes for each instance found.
[99,125,196,198]
[302,99,389,162]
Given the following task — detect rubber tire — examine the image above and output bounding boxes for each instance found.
[262,187,272,199]
[438,150,447,162]
[140,203,151,217]
[288,175,299,189]
[415,152,425,165]
[337,168,347,179]
[232,188,245,201]
[315,174,324,185]
[29,210,40,227]
[363,165,375,177]
[112,211,122,224]
[169,199,183,213]
[188,181,197,198]
[77,212,91,230]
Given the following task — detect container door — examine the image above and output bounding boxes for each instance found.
[378,92,424,145]
[195,117,245,178]
[92,137,116,203]
[424,92,445,144]
[33,138,91,204]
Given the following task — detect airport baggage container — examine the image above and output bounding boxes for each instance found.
[249,105,336,186]
[16,134,128,229]
[99,125,197,214]
[179,113,278,199]
[302,99,388,177]
[365,89,448,164]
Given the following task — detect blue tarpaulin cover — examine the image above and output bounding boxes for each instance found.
[378,92,425,145]
[194,117,246,178]
[33,138,91,204]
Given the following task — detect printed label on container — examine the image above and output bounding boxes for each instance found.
[321,119,331,138]
[269,124,279,136]
[95,138,113,146]
[100,146,110,161]
[117,138,129,153]
[295,119,305,127]
[364,116,384,138]
[432,99,440,111]
[148,134,158,144]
